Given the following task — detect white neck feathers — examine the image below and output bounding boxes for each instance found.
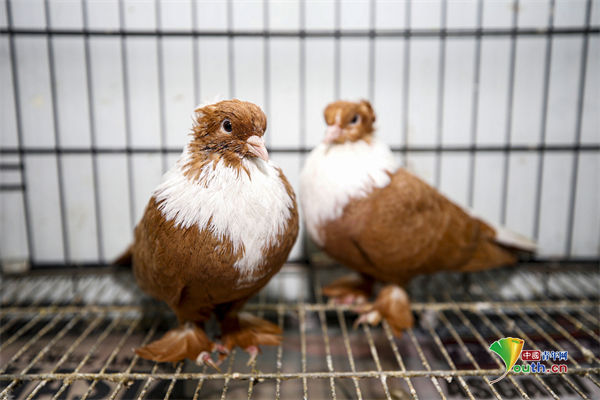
[153,148,294,285]
[300,139,398,246]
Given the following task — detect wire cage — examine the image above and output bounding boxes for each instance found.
[1,0,599,399]
[1,264,599,399]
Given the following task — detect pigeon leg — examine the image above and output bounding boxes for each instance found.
[322,273,374,305]
[354,284,414,337]
[219,312,282,364]
[245,345,260,366]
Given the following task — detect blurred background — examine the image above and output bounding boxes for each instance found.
[1,0,598,268]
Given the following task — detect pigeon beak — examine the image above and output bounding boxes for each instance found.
[246,135,269,162]
[324,124,342,144]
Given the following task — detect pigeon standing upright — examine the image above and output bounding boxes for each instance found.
[300,100,535,335]
[118,99,299,366]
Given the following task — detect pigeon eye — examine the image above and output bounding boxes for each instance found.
[222,119,233,133]
[350,114,360,125]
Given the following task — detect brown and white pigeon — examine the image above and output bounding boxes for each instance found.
[117,99,299,367]
[300,100,535,336]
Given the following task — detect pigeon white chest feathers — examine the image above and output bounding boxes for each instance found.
[300,137,398,247]
[117,99,299,367]
[300,99,535,337]
[154,147,295,286]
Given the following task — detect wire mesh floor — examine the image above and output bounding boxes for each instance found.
[1,262,599,400]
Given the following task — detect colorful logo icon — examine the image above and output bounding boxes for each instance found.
[489,337,524,383]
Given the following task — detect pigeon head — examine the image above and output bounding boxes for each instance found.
[323,100,376,145]
[190,99,269,163]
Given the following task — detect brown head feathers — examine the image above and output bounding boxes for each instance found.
[186,99,268,176]
[323,100,376,144]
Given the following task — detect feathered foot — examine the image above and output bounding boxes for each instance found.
[353,285,414,337]
[220,312,282,365]
[322,274,374,305]
[196,345,229,372]
[135,322,217,367]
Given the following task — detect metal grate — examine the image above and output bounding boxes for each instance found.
[1,262,599,399]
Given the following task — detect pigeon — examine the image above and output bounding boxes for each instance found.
[300,99,535,336]
[117,99,299,367]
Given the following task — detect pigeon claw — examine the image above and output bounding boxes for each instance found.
[213,343,230,355]
[196,351,221,372]
[246,345,260,366]
[322,274,374,306]
[329,293,368,306]
[353,309,382,330]
[214,342,231,362]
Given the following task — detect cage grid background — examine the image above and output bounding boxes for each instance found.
[1,0,599,266]
[1,0,600,399]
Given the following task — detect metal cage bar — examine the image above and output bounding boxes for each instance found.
[116,0,138,233]
[2,27,599,38]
